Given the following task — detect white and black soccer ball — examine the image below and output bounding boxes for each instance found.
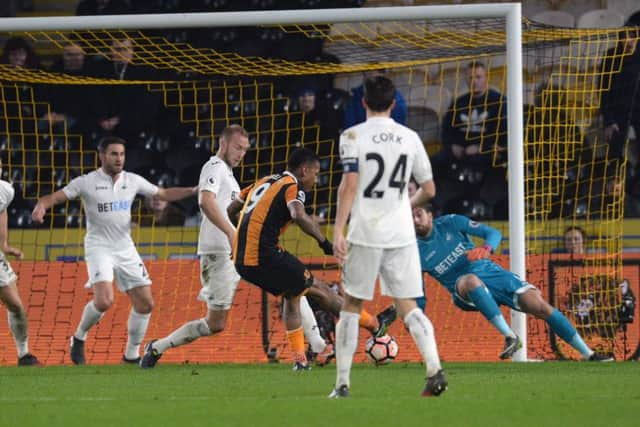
[365,334,398,365]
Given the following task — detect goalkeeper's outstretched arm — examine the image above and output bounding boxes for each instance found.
[31,190,69,224]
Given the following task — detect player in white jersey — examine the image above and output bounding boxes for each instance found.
[139,125,250,368]
[0,160,40,366]
[31,136,197,365]
[329,76,447,398]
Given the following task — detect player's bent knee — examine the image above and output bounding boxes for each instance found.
[521,291,553,318]
[94,297,114,312]
[206,319,225,334]
[456,274,482,295]
[135,300,154,314]
[4,301,23,314]
[206,310,228,333]
[0,283,23,312]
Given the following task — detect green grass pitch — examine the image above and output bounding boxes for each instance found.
[1,362,638,427]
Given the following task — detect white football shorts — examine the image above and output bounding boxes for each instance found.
[342,243,424,301]
[198,253,241,311]
[84,245,151,292]
[0,252,17,287]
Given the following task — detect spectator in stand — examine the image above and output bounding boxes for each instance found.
[599,13,640,160]
[40,42,91,135]
[432,61,507,215]
[87,37,159,145]
[297,87,322,143]
[298,87,316,115]
[294,86,342,144]
[137,196,186,227]
[1,37,42,132]
[343,70,407,129]
[1,36,39,69]
[76,0,130,15]
[437,60,506,173]
[562,226,587,255]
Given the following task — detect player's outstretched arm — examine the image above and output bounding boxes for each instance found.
[288,201,332,255]
[0,210,23,259]
[31,190,69,224]
[156,186,198,202]
[410,179,435,209]
[455,215,501,261]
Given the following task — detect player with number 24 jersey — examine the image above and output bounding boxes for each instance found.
[339,116,433,248]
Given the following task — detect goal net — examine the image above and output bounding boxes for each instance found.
[0,5,637,364]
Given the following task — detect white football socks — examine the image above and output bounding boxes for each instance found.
[74,301,104,341]
[404,308,442,378]
[335,310,360,389]
[153,318,212,354]
[300,296,327,353]
[125,310,151,360]
[8,310,29,358]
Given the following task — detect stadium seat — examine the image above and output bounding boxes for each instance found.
[577,9,626,28]
[333,74,356,92]
[136,167,177,188]
[530,10,576,28]
[444,196,490,221]
[191,136,214,153]
[52,169,69,190]
[9,207,35,228]
[155,169,178,188]
[196,0,230,11]
[143,133,172,156]
[178,163,202,187]
[323,88,350,112]
[297,0,328,8]
[444,162,485,187]
[407,106,440,146]
[161,0,180,12]
[6,168,25,195]
[407,84,452,117]
[66,206,83,228]
[240,167,257,185]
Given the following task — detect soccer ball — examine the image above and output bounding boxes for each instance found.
[365,335,398,365]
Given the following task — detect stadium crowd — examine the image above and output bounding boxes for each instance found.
[0,1,639,228]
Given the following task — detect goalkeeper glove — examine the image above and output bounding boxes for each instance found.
[319,238,334,255]
[466,244,492,262]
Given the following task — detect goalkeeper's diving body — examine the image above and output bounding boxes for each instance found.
[412,204,613,361]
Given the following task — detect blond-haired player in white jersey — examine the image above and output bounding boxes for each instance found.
[139,125,250,368]
[0,159,40,366]
[31,136,197,365]
[329,76,447,398]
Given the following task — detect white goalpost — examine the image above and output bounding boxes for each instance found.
[0,3,527,361]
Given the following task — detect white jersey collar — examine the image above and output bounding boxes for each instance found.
[97,167,123,184]
[366,116,394,124]
[211,155,232,172]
